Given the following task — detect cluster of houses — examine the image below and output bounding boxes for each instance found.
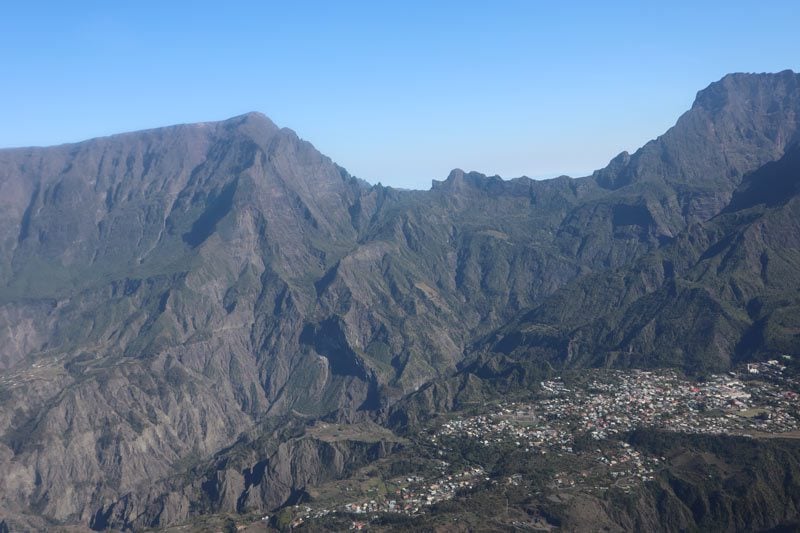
[544,441,662,493]
[340,466,485,516]
[437,365,799,451]
[279,466,486,529]
[428,364,800,493]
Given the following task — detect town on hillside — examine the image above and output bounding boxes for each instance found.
[230,359,800,531]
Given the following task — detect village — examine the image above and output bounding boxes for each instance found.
[266,360,800,529]
[434,358,799,448]
[429,359,800,494]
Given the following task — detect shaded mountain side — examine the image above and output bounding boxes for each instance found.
[724,140,800,212]
[377,431,800,533]
[548,431,800,532]
[609,431,800,533]
[309,171,590,395]
[470,142,800,378]
[0,72,799,529]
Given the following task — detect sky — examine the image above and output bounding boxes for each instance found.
[1,1,799,190]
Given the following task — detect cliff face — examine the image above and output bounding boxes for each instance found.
[1,72,800,529]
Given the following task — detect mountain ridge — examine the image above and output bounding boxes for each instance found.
[1,71,799,529]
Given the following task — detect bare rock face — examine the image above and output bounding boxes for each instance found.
[1,72,800,529]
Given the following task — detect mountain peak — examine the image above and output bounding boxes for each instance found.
[223,110,274,124]
[446,168,466,181]
[594,70,800,192]
[430,169,515,196]
[217,111,280,140]
[692,70,800,115]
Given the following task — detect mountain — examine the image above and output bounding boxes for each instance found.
[467,140,800,378]
[0,71,799,530]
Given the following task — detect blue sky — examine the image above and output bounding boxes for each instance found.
[2,1,798,189]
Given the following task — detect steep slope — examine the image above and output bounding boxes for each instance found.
[0,112,373,526]
[472,142,800,378]
[309,172,587,397]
